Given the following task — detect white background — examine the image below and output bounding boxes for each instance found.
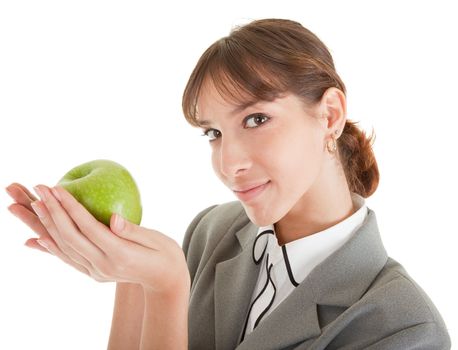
[1,0,456,348]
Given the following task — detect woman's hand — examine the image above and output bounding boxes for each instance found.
[6,183,190,296]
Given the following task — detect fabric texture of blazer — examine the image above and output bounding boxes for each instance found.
[182,201,451,350]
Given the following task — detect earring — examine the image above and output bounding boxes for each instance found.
[327,130,339,153]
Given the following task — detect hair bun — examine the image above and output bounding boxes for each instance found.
[338,120,379,198]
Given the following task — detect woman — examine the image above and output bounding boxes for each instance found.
[6,18,451,349]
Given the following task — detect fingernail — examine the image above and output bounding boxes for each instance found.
[37,240,49,250]
[31,201,45,218]
[114,214,125,231]
[5,187,13,197]
[33,186,46,201]
[51,187,61,202]
[7,205,18,217]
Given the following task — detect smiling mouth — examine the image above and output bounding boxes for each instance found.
[233,181,271,202]
[233,181,270,193]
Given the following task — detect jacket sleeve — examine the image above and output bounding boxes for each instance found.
[365,321,451,350]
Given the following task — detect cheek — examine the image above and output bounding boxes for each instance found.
[211,150,221,177]
[274,130,324,186]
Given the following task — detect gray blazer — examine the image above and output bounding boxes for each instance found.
[182,201,451,350]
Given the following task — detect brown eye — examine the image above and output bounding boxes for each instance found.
[201,113,270,143]
[201,129,221,141]
[245,113,270,128]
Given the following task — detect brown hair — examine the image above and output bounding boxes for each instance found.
[182,18,379,198]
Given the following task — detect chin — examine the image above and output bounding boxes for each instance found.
[242,205,276,227]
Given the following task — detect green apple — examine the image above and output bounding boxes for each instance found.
[56,159,142,226]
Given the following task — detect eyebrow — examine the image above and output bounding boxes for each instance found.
[197,100,259,127]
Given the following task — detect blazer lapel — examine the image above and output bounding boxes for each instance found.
[214,221,262,350]
[310,208,388,307]
[235,278,321,350]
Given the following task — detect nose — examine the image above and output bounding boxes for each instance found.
[217,134,252,178]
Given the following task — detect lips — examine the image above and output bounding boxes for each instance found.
[233,181,270,202]
[233,181,270,193]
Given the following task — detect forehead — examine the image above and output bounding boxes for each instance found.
[196,78,258,125]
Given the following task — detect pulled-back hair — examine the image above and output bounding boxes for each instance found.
[182,18,379,198]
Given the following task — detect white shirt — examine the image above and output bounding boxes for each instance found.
[243,192,368,337]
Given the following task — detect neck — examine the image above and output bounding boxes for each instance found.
[274,161,355,246]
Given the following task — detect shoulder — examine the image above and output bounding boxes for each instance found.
[366,257,445,326]
[321,257,451,348]
[181,201,249,282]
[348,257,451,347]
[181,200,246,254]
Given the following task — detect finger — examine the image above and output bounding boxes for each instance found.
[35,238,93,276]
[30,198,95,272]
[6,182,38,201]
[11,182,39,200]
[35,185,109,263]
[29,237,110,282]
[30,199,75,254]
[51,185,124,251]
[110,213,168,250]
[24,238,51,253]
[5,183,38,211]
[8,203,53,241]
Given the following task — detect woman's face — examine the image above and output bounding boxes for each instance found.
[196,80,329,227]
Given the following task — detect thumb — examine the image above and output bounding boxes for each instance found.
[110,213,136,238]
[110,213,154,248]
[109,213,161,249]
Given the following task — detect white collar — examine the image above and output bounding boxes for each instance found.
[253,192,368,286]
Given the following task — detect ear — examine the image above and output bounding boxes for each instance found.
[318,87,347,137]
